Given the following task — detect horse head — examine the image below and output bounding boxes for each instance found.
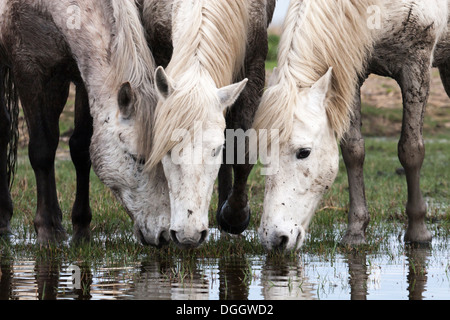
[147,67,247,248]
[256,68,339,251]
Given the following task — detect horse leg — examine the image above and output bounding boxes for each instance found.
[70,82,93,243]
[217,162,253,234]
[340,85,370,245]
[217,162,232,212]
[217,50,267,234]
[437,60,450,98]
[17,75,70,244]
[396,60,432,244]
[0,67,13,236]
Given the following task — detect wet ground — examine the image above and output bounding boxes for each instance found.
[1,228,448,300]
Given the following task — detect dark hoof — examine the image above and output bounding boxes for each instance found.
[340,231,366,247]
[0,228,12,244]
[404,222,432,244]
[216,200,250,235]
[0,224,12,238]
[71,227,91,245]
[36,227,67,246]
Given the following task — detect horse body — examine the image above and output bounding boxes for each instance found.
[0,0,171,246]
[139,0,275,248]
[255,0,450,251]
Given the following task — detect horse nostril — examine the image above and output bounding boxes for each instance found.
[279,235,289,249]
[158,231,170,247]
[272,234,290,251]
[199,229,208,245]
[137,228,149,246]
[170,229,208,248]
[296,228,306,248]
[170,230,179,244]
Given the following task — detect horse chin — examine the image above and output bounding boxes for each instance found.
[258,228,299,252]
[134,224,171,248]
[258,206,312,252]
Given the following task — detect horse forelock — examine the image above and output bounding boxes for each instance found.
[145,73,218,172]
[254,0,381,147]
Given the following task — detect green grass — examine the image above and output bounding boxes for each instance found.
[265,34,279,71]
[4,132,449,263]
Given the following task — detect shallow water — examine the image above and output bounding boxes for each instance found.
[0,230,449,300]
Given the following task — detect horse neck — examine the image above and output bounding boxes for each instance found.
[46,0,154,119]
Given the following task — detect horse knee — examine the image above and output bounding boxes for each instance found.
[341,137,365,169]
[398,136,425,171]
[28,137,58,171]
[69,133,91,169]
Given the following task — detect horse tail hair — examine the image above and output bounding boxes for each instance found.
[1,65,19,190]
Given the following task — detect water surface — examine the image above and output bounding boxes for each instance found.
[1,230,448,300]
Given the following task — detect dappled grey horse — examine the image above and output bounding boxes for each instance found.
[0,0,170,246]
[254,0,450,251]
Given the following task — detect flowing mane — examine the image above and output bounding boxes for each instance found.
[169,0,249,87]
[254,0,380,144]
[108,0,157,157]
[145,0,250,170]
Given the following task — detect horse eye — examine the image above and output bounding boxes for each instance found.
[296,148,311,160]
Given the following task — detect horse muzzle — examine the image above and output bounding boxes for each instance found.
[170,228,208,249]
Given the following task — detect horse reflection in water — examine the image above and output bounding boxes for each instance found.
[0,245,436,300]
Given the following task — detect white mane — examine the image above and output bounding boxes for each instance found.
[254,0,380,144]
[109,0,157,156]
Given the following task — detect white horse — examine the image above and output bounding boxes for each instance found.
[0,0,170,246]
[141,0,275,249]
[254,0,450,251]
[141,0,276,241]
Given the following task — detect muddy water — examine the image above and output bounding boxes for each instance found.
[0,233,449,300]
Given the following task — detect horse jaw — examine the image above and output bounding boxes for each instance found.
[90,100,171,248]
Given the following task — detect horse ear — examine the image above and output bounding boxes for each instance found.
[217,78,248,110]
[268,67,279,87]
[154,66,174,100]
[118,82,136,120]
[308,67,333,113]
